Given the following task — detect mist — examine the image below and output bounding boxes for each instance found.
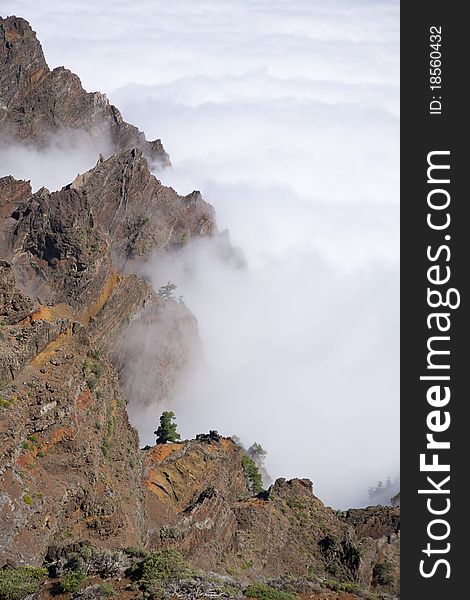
[0,130,110,192]
[138,232,398,509]
[1,0,400,508]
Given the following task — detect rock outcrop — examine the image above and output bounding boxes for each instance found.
[0,16,170,168]
[0,16,399,600]
[0,265,146,564]
[0,14,215,568]
[142,436,400,595]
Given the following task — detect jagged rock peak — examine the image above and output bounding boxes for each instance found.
[0,16,170,168]
[0,16,48,105]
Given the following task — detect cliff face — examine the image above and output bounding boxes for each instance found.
[142,435,399,595]
[0,15,214,567]
[0,282,146,563]
[0,15,399,600]
[0,16,170,168]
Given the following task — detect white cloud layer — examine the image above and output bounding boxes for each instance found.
[1,0,399,507]
[0,130,111,192]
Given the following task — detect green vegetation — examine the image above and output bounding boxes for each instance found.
[86,376,97,391]
[0,398,12,409]
[91,348,103,360]
[220,584,241,597]
[101,438,111,459]
[56,569,86,593]
[138,549,191,597]
[107,414,116,438]
[323,579,362,593]
[242,455,264,494]
[98,582,116,596]
[245,583,298,600]
[373,559,394,586]
[101,399,116,459]
[22,495,33,506]
[102,410,116,458]
[247,442,267,461]
[141,549,189,582]
[83,354,105,392]
[154,411,181,444]
[0,566,47,600]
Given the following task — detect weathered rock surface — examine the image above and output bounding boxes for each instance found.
[0,15,215,569]
[342,506,400,540]
[142,436,400,595]
[0,16,399,600]
[0,302,146,564]
[0,16,170,168]
[1,148,214,305]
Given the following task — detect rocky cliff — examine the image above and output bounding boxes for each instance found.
[0,16,170,168]
[0,15,399,600]
[141,435,399,595]
[0,13,214,570]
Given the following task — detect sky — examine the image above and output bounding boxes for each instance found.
[1,0,400,507]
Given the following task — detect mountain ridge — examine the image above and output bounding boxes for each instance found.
[0,16,170,169]
[0,15,399,600]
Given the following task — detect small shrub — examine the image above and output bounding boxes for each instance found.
[77,547,128,578]
[221,584,241,597]
[102,440,111,459]
[245,583,297,600]
[86,376,98,391]
[58,569,86,593]
[83,355,104,392]
[90,362,104,377]
[139,549,191,596]
[98,582,116,596]
[107,415,116,437]
[0,566,47,600]
[323,579,361,593]
[22,495,33,506]
[0,398,12,409]
[373,560,394,586]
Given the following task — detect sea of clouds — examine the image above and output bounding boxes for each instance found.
[1,0,399,507]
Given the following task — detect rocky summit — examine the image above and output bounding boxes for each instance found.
[0,16,399,600]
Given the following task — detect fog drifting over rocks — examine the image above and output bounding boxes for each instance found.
[0,130,111,192]
[1,0,399,507]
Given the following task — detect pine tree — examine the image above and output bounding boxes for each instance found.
[247,442,267,463]
[157,281,177,301]
[154,411,181,444]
